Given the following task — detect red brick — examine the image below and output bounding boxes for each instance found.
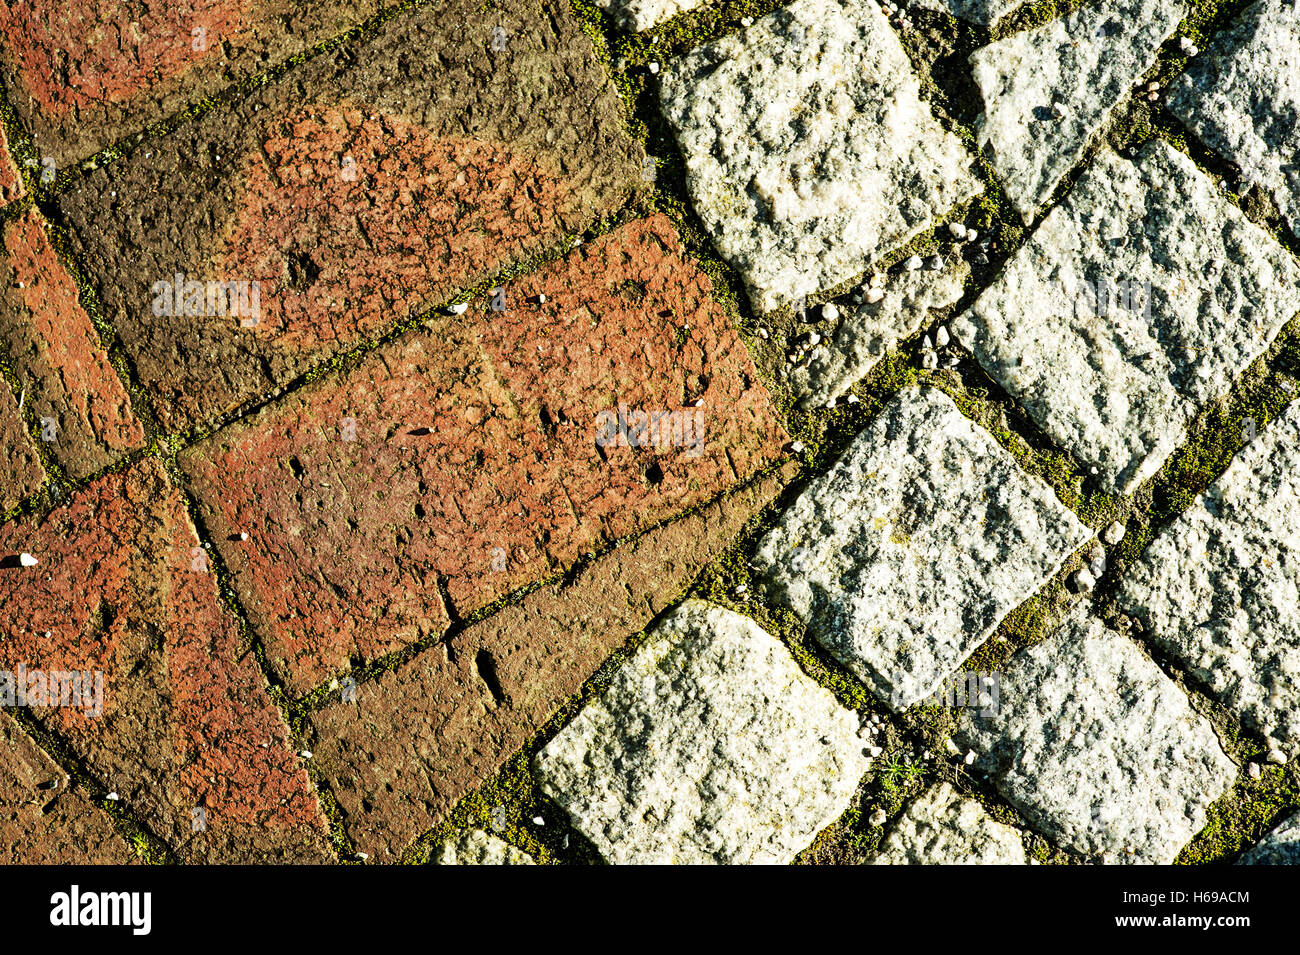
[0,379,43,511]
[0,0,380,166]
[1,711,134,864]
[57,0,644,432]
[312,464,796,861]
[0,209,145,480]
[180,215,788,696]
[0,458,332,862]
[0,120,23,208]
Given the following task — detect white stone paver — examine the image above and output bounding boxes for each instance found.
[970,0,1183,222]
[910,0,1023,27]
[1117,402,1300,754]
[1169,1,1300,237]
[952,141,1300,494]
[872,783,1027,864]
[534,600,866,864]
[658,0,983,313]
[956,605,1237,863]
[752,385,1090,710]
[1238,810,1300,865]
[435,829,536,865]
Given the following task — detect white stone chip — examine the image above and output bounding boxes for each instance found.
[1238,810,1300,865]
[658,0,983,313]
[786,261,969,409]
[752,386,1090,709]
[969,0,1183,221]
[952,141,1300,494]
[872,783,1027,864]
[1117,402,1300,752]
[535,600,866,864]
[956,605,1236,863]
[594,0,705,31]
[18,552,38,567]
[1169,2,1300,236]
[435,830,536,865]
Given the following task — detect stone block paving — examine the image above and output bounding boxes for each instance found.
[4,0,1300,867]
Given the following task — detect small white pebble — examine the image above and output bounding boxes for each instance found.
[867,745,883,757]
[790,441,805,453]
[300,750,313,759]
[921,334,933,350]
[865,287,885,303]
[1179,36,1195,54]
[822,303,839,321]
[356,852,370,861]
[447,302,468,315]
[532,816,545,826]
[808,332,822,346]
[947,222,966,240]
[757,326,768,339]
[965,229,978,243]
[19,552,39,567]
[963,750,977,766]
[904,254,922,271]
[926,255,944,271]
[1266,747,1287,765]
[538,293,547,304]
[106,792,120,801]
[1101,521,1126,545]
[1073,567,1097,593]
[921,350,938,370]
[740,16,753,25]
[869,272,885,288]
[648,62,659,74]
[935,326,950,348]
[847,393,859,404]
[239,532,249,541]
[1247,762,1261,780]
[945,739,961,757]
[870,809,887,827]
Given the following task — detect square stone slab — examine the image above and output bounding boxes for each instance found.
[952,141,1300,494]
[1118,401,1300,754]
[534,599,866,864]
[752,385,1090,709]
[658,0,983,314]
[1169,2,1300,238]
[872,783,1027,864]
[956,605,1237,863]
[970,0,1183,222]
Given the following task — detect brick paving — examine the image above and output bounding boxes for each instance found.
[2,0,1298,866]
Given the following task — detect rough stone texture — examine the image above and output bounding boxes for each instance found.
[0,209,145,480]
[909,0,1023,26]
[435,829,536,865]
[971,0,1183,221]
[597,0,704,31]
[1238,810,1300,865]
[310,466,794,862]
[952,141,1300,494]
[0,0,381,167]
[872,783,1027,864]
[956,605,1236,863]
[753,386,1089,709]
[658,0,983,314]
[182,216,787,697]
[0,378,43,511]
[0,711,134,864]
[1117,402,1300,752]
[1170,2,1300,237]
[535,600,866,865]
[787,260,969,409]
[0,459,333,863]
[59,0,644,433]
[0,120,23,209]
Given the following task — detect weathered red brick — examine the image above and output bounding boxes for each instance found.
[0,379,43,511]
[0,120,23,208]
[180,215,788,696]
[0,209,145,480]
[0,458,332,862]
[1,711,134,863]
[58,0,644,432]
[0,0,381,167]
[311,464,796,861]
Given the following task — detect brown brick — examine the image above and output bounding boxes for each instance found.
[311,464,795,861]
[0,209,145,480]
[180,215,788,697]
[0,458,333,862]
[0,0,380,167]
[0,378,43,511]
[0,120,23,208]
[58,0,644,433]
[1,711,134,864]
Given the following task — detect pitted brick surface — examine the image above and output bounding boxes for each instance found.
[0,459,332,862]
[59,0,644,433]
[181,216,787,697]
[0,378,43,511]
[0,209,145,480]
[1,711,133,864]
[310,466,793,862]
[0,0,380,167]
[753,386,1089,709]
